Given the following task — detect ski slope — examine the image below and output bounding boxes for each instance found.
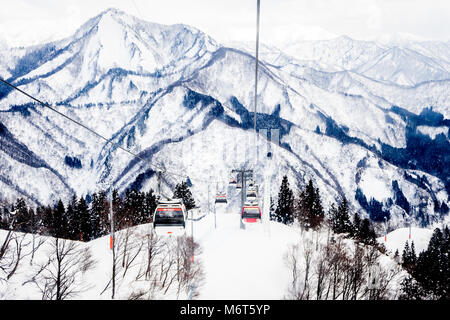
[0,208,442,300]
[377,226,435,256]
[0,203,301,300]
[191,210,300,299]
[1,179,445,300]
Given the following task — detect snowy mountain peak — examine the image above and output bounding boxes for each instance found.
[0,8,448,232]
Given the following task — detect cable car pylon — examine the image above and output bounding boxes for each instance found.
[254,0,261,167]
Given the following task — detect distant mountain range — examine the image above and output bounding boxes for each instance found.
[0,8,448,230]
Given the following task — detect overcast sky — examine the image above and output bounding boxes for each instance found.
[0,0,449,47]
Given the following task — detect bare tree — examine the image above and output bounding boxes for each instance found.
[177,236,204,299]
[284,235,315,300]
[284,243,300,298]
[315,242,331,300]
[116,227,145,278]
[0,231,46,283]
[29,238,96,300]
[130,233,204,300]
[0,230,21,283]
[301,238,314,300]
[134,229,164,299]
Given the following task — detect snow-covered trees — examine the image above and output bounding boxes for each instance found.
[400,226,450,299]
[0,188,158,242]
[329,197,353,235]
[90,191,109,239]
[12,198,31,233]
[53,200,68,239]
[402,241,417,273]
[173,180,196,211]
[274,175,294,224]
[353,216,377,245]
[295,179,324,230]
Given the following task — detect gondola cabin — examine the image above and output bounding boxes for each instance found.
[241,204,262,224]
[246,189,257,202]
[215,192,228,204]
[152,199,187,236]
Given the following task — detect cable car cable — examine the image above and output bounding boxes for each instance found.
[0,77,216,185]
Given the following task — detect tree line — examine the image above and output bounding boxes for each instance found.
[399,226,450,300]
[271,175,378,245]
[0,180,196,242]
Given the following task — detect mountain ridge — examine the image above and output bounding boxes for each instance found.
[0,8,448,230]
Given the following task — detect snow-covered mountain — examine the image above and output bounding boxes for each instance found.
[0,8,448,230]
[270,34,450,86]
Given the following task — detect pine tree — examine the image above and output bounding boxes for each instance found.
[330,197,353,234]
[53,199,68,238]
[402,241,416,273]
[296,179,324,230]
[41,205,54,237]
[352,212,361,238]
[144,189,157,223]
[402,241,410,265]
[112,189,124,230]
[410,241,417,266]
[357,218,376,245]
[135,190,146,224]
[173,181,196,210]
[312,186,325,228]
[275,175,294,224]
[399,276,424,300]
[412,227,449,299]
[0,206,8,229]
[124,189,147,225]
[90,192,109,239]
[123,189,136,227]
[13,198,30,233]
[65,195,79,240]
[77,196,90,241]
[65,204,75,240]
[98,190,110,236]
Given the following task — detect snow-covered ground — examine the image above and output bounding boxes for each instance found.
[1,201,444,300]
[0,206,300,300]
[377,214,449,256]
[195,212,299,299]
[377,227,434,255]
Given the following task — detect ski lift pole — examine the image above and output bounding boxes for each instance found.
[254,0,260,136]
[191,209,194,241]
[240,172,246,230]
[189,209,195,300]
[384,216,387,242]
[409,213,412,240]
[254,0,260,166]
[214,181,217,229]
[157,171,162,198]
[110,185,115,300]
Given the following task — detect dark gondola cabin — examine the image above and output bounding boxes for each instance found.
[152,199,187,236]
